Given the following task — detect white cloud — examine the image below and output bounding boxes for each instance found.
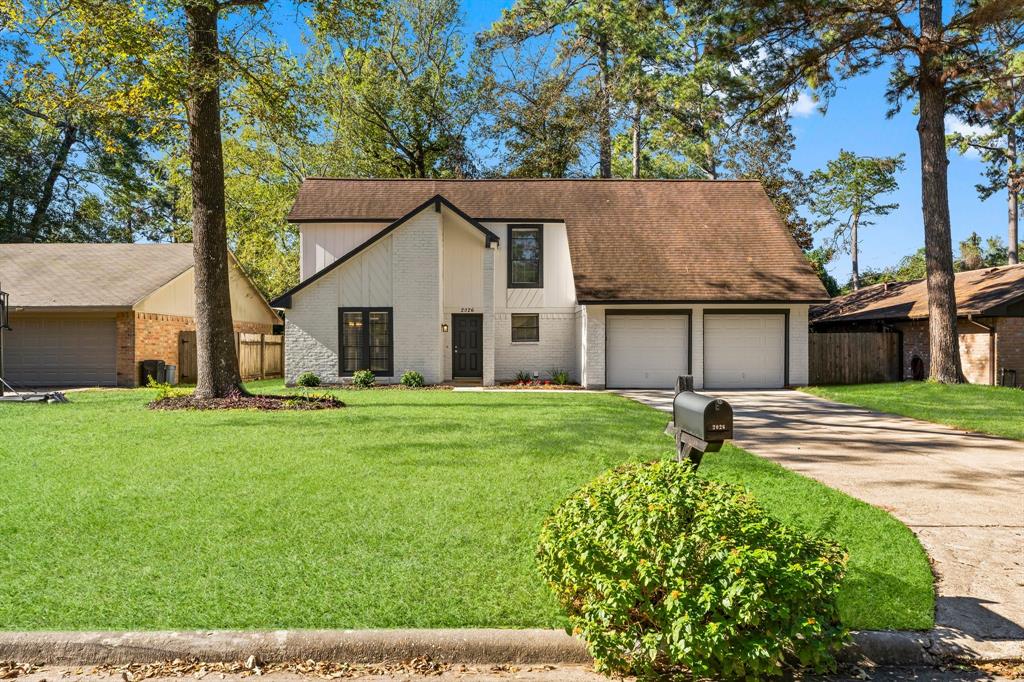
[944,115,994,158]
[790,92,818,118]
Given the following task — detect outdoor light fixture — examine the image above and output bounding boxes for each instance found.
[441,323,449,333]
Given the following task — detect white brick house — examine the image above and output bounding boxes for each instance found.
[273,179,829,389]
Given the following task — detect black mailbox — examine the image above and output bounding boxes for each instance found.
[666,376,733,468]
[673,390,733,448]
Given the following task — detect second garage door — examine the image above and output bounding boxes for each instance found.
[606,314,688,388]
[704,314,786,389]
[4,315,117,387]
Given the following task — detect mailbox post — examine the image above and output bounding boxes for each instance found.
[665,375,733,469]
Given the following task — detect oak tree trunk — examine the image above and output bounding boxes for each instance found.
[27,123,77,241]
[185,1,244,399]
[917,0,963,383]
[1009,127,1018,265]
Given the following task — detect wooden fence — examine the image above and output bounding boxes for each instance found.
[178,331,284,384]
[809,331,901,385]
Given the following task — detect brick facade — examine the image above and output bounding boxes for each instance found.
[116,312,274,387]
[895,317,1024,385]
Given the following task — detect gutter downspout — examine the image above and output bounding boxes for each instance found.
[965,315,996,385]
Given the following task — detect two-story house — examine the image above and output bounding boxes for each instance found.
[271,178,828,389]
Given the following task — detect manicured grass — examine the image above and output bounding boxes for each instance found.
[0,383,933,631]
[803,382,1024,441]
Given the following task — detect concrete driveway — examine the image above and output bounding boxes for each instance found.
[617,388,1024,646]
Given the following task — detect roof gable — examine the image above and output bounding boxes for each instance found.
[287,178,828,303]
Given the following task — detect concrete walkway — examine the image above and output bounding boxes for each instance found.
[617,388,1024,646]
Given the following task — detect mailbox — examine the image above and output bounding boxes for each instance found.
[666,376,733,468]
[673,390,733,448]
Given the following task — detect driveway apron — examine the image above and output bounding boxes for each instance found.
[616,388,1024,645]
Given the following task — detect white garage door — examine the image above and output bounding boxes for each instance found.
[606,314,688,389]
[3,315,117,387]
[704,314,785,389]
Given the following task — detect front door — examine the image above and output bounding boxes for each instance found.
[452,314,483,378]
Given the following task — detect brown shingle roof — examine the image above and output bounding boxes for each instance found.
[811,264,1024,323]
[288,178,828,303]
[0,243,195,309]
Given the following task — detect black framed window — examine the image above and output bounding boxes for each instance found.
[511,313,540,343]
[508,224,543,288]
[339,307,393,376]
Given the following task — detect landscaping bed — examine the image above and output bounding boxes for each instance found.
[151,393,344,411]
[494,382,584,390]
[803,382,1024,441]
[0,381,933,631]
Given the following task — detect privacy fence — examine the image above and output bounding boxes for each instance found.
[178,332,284,384]
[809,331,901,385]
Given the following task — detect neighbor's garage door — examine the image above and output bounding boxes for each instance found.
[704,314,785,389]
[606,314,688,389]
[4,315,117,387]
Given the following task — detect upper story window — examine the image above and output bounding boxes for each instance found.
[508,224,543,288]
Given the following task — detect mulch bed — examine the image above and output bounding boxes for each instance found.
[496,383,584,390]
[149,394,345,411]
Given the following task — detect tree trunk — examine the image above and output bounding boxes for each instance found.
[917,0,962,383]
[851,211,860,291]
[185,1,243,399]
[27,123,77,241]
[631,108,641,179]
[597,36,612,179]
[1008,126,1018,265]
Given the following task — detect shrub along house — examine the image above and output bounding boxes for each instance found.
[0,243,280,387]
[273,179,827,389]
[810,264,1024,386]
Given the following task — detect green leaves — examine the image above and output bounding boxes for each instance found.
[537,460,849,680]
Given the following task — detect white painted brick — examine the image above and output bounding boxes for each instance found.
[494,312,577,383]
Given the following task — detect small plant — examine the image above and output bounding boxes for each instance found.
[400,370,425,388]
[351,369,376,388]
[537,460,848,681]
[296,371,321,388]
[548,368,570,385]
[514,369,532,384]
[146,376,189,401]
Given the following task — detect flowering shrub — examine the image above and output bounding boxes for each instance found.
[537,460,848,680]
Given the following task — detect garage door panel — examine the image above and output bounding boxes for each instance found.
[704,314,785,389]
[607,314,688,389]
[4,316,117,386]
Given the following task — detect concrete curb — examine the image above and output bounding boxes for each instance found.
[0,629,1019,667]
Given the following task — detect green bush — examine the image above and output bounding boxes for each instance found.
[146,376,190,401]
[537,460,848,681]
[351,369,376,388]
[400,370,425,388]
[548,368,570,385]
[514,369,532,384]
[296,371,322,388]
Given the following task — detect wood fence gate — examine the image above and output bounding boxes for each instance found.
[809,331,901,385]
[178,331,284,384]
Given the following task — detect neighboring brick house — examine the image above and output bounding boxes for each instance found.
[271,178,828,389]
[0,243,280,387]
[810,265,1024,386]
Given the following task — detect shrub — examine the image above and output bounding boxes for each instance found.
[514,369,532,384]
[351,369,376,388]
[400,370,425,388]
[296,371,322,388]
[548,368,570,385]
[537,460,848,681]
[146,376,190,401]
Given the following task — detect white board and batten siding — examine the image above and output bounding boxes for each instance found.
[606,314,689,389]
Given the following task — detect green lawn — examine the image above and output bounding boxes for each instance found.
[803,382,1024,441]
[0,383,933,631]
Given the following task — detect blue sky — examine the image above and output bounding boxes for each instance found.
[274,0,1010,281]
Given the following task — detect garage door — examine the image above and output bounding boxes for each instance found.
[704,314,785,389]
[3,315,117,387]
[606,314,688,389]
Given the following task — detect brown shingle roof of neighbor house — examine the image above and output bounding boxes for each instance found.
[286,178,829,303]
[811,264,1024,324]
[0,243,195,309]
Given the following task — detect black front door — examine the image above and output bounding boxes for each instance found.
[452,314,483,378]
